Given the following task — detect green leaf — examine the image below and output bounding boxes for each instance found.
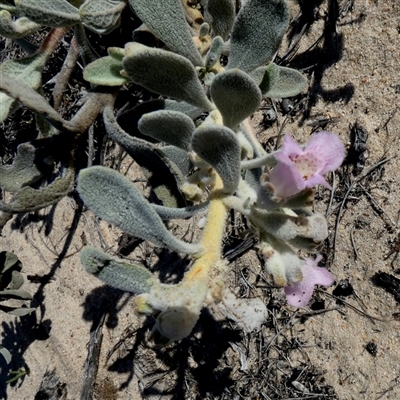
[0,251,21,275]
[83,56,130,86]
[104,106,187,208]
[0,345,12,364]
[80,246,157,294]
[204,0,235,41]
[0,289,32,300]
[205,36,224,69]
[77,166,201,254]
[161,145,192,177]
[80,0,125,35]
[0,163,75,213]
[191,123,241,194]
[0,50,47,122]
[10,271,24,290]
[249,62,280,94]
[152,202,208,220]
[128,0,203,66]
[0,10,41,38]
[15,0,81,27]
[164,99,204,120]
[0,305,36,316]
[138,110,195,151]
[264,65,307,98]
[0,74,70,130]
[0,1,17,13]
[0,143,42,192]
[210,69,262,129]
[227,0,289,72]
[122,42,214,111]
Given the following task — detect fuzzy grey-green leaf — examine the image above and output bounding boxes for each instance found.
[123,43,214,111]
[138,110,195,151]
[0,51,47,122]
[128,0,203,66]
[211,69,262,129]
[80,246,157,294]
[250,63,280,94]
[191,124,241,194]
[0,10,41,38]
[206,36,224,69]
[204,0,235,41]
[104,106,187,208]
[77,166,201,254]
[83,56,130,86]
[15,0,81,27]
[80,0,125,35]
[0,143,42,192]
[0,164,74,213]
[227,0,289,72]
[0,345,12,364]
[265,66,307,98]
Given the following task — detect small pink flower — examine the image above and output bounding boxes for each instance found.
[284,255,334,307]
[269,132,345,198]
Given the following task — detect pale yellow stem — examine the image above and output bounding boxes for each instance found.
[183,175,227,283]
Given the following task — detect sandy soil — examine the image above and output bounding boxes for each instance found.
[1,0,400,399]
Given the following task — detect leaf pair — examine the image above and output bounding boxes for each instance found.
[0,251,35,316]
[13,0,124,34]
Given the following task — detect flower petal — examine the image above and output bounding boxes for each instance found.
[284,257,334,307]
[305,132,345,174]
[304,173,331,189]
[269,161,305,198]
[281,133,303,158]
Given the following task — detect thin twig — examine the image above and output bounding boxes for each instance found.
[359,183,395,225]
[319,291,384,322]
[331,157,394,266]
[350,224,359,260]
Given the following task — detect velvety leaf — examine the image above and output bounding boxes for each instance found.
[83,56,130,86]
[15,0,81,27]
[0,305,36,316]
[249,62,280,94]
[152,202,208,220]
[138,110,195,151]
[10,270,24,290]
[226,0,289,72]
[191,124,241,194]
[204,0,235,41]
[104,106,187,208]
[0,345,12,364]
[128,0,203,66]
[264,65,307,98]
[0,1,16,12]
[80,246,157,294]
[210,69,262,128]
[122,42,214,111]
[205,36,224,69]
[164,99,204,120]
[0,163,75,213]
[0,50,47,122]
[80,0,125,34]
[161,145,192,177]
[0,289,32,300]
[77,166,201,254]
[0,10,41,38]
[0,251,20,275]
[0,143,42,192]
[0,74,69,130]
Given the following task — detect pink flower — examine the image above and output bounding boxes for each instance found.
[284,255,334,307]
[269,132,345,198]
